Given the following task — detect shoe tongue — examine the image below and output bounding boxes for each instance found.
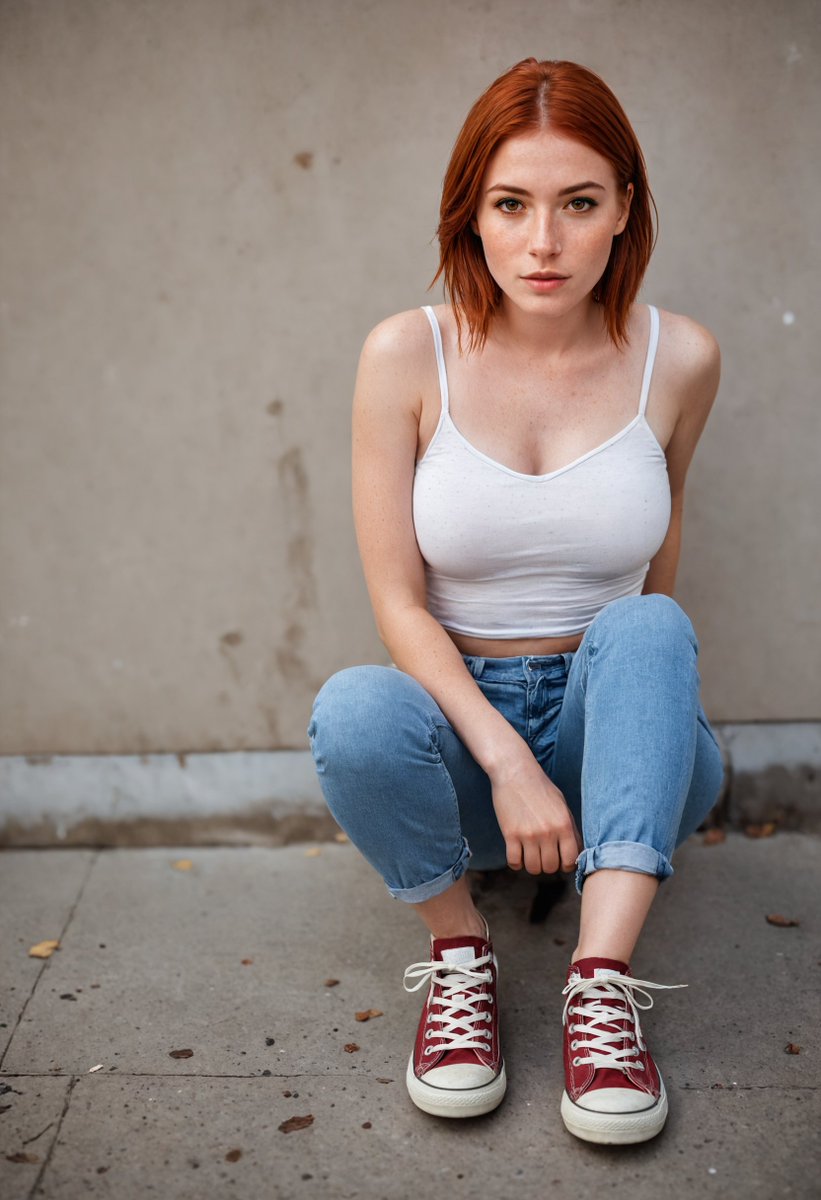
[428,936,490,1068]
[571,956,629,979]
[432,934,487,963]
[440,946,479,966]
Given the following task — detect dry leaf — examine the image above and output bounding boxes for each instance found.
[361,1121,372,1129]
[355,1008,384,1022]
[172,859,194,871]
[28,939,60,959]
[225,1148,242,1162]
[766,914,800,927]
[241,958,254,966]
[6,1152,40,1163]
[334,832,349,843]
[343,1043,360,1053]
[744,822,777,839]
[323,978,340,988]
[169,1048,194,1059]
[304,847,322,858]
[703,828,726,845]
[785,1043,801,1055]
[376,1077,393,1084]
[279,1114,314,1134]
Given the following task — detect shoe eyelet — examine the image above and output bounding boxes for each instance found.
[424,1046,434,1056]
[572,1057,581,1067]
[636,1062,645,1071]
[570,1040,578,1051]
[424,1029,433,1039]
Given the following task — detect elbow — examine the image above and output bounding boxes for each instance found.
[372,597,427,652]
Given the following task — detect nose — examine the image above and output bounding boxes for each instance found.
[529,209,561,258]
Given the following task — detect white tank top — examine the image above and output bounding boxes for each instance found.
[412,304,672,638]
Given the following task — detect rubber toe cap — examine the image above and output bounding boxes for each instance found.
[576,1086,657,1113]
[422,1062,497,1091]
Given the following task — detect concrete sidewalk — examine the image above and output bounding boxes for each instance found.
[1,833,819,1199]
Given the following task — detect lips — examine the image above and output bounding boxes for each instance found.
[523,272,568,280]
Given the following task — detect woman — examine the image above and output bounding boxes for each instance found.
[308,58,724,1145]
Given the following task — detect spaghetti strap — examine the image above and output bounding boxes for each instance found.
[638,305,660,418]
[421,305,450,415]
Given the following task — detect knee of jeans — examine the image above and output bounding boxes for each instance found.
[308,665,431,772]
[590,593,698,655]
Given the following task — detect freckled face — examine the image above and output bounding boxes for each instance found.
[471,129,633,314]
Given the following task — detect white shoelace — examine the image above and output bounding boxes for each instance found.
[561,971,686,1072]
[403,953,494,1055]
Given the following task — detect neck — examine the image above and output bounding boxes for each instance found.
[489,295,605,361]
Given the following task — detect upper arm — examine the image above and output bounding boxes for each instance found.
[661,314,722,502]
[351,310,434,634]
[642,315,720,596]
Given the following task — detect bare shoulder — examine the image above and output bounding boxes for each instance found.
[656,307,721,391]
[359,306,435,373]
[354,307,438,426]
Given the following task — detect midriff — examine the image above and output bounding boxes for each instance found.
[448,628,585,658]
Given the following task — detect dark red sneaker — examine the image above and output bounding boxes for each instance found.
[402,920,505,1118]
[560,957,685,1144]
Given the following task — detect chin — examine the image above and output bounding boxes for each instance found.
[509,286,584,314]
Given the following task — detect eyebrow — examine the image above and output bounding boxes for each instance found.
[486,180,606,197]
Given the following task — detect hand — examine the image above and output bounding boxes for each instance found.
[488,748,582,875]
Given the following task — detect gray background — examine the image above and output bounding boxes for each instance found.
[2,0,819,757]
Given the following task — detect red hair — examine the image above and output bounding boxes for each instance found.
[431,59,657,349]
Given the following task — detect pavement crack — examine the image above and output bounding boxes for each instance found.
[1,850,101,1075]
[3,1070,373,1081]
[678,1084,818,1093]
[22,1113,54,1142]
[26,1075,77,1200]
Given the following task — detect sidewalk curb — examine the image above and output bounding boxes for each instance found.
[1,724,818,847]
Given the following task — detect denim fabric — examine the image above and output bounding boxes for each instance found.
[308,595,725,901]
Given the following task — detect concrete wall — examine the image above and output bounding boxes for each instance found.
[1,0,819,759]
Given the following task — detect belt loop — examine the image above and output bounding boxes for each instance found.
[471,656,486,678]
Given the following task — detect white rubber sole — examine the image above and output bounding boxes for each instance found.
[405,1055,507,1118]
[560,1077,668,1145]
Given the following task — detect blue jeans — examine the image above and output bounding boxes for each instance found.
[308,595,725,899]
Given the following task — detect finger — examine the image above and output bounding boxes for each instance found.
[523,842,543,876]
[539,844,560,875]
[506,841,523,871]
[559,828,581,873]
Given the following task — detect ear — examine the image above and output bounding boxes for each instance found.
[470,215,481,237]
[614,182,634,236]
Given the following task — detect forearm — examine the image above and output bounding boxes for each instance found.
[642,503,682,598]
[377,603,527,777]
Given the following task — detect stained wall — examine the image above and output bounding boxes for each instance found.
[1,0,818,754]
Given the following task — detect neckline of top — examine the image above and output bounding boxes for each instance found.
[419,304,662,483]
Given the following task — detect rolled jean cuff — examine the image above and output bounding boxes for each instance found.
[575,840,674,895]
[387,837,471,903]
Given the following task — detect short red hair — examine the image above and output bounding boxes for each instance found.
[431,59,657,349]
